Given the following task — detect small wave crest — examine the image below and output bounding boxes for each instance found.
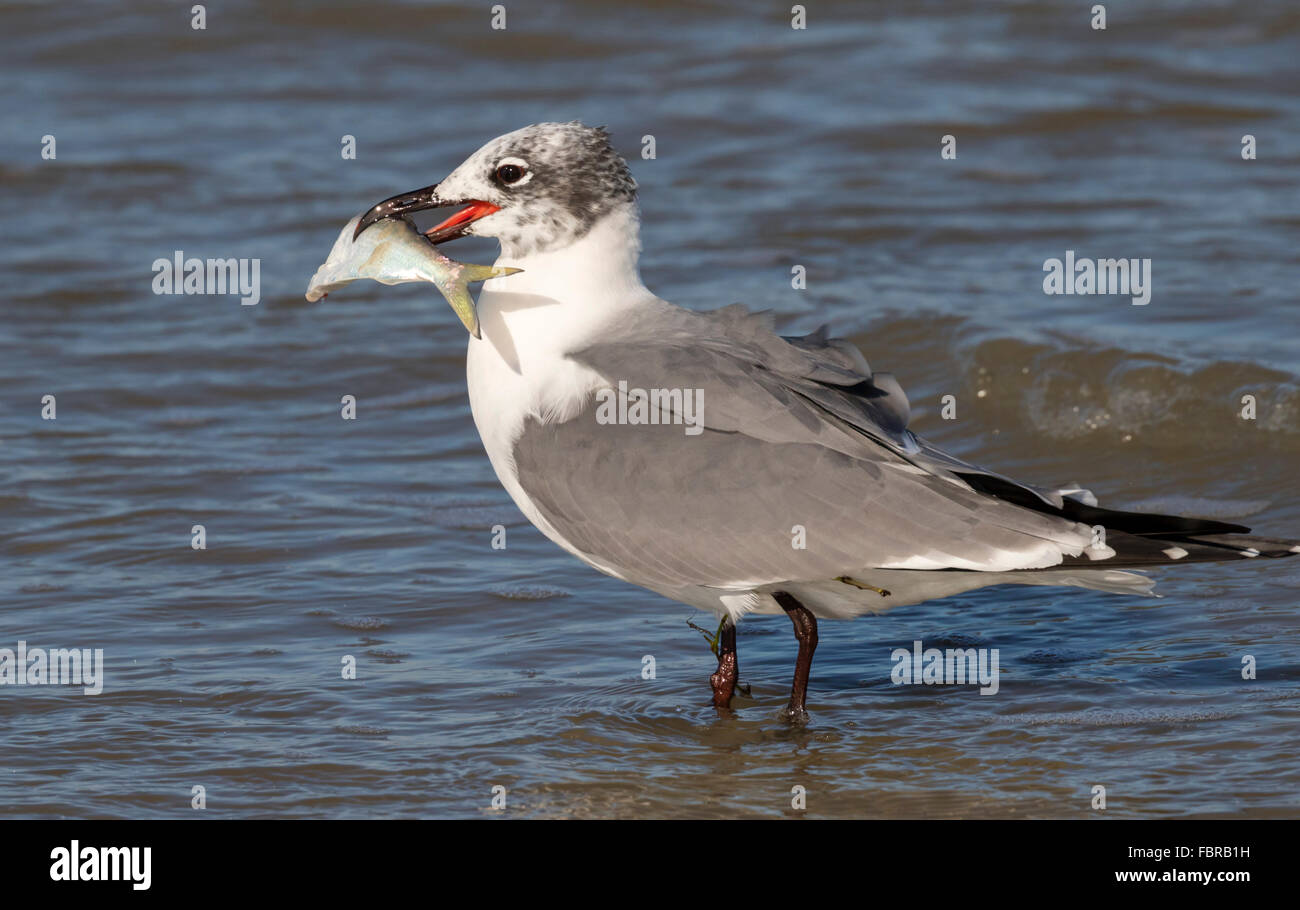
[964,337,1300,449]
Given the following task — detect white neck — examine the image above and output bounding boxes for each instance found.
[466,202,662,460]
[475,202,652,367]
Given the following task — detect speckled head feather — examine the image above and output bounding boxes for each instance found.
[434,121,638,257]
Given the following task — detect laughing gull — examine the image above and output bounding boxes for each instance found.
[355,122,1299,721]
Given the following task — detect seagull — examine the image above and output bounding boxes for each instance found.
[354,122,1299,721]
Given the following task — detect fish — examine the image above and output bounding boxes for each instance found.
[305,214,519,337]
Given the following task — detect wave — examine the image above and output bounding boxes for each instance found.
[851,318,1300,452]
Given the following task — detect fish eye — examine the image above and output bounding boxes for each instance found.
[494,158,530,186]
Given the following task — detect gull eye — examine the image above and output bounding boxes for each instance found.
[496,163,526,185]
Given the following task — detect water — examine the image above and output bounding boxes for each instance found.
[2,0,1298,818]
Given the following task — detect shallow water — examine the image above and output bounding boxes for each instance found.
[2,0,1298,818]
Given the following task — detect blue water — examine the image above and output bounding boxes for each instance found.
[2,0,1298,818]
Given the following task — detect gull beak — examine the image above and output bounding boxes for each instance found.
[353,182,500,243]
[353,183,445,240]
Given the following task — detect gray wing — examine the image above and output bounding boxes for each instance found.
[509,306,1104,591]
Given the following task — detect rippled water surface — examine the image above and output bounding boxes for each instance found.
[2,0,1299,818]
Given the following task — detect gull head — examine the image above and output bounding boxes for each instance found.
[354,122,637,258]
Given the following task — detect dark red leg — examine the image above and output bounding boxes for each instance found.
[773,591,818,722]
[709,620,738,708]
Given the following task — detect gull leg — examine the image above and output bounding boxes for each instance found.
[836,575,891,597]
[709,619,738,708]
[773,591,818,723]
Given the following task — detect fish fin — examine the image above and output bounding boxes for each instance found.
[461,264,523,284]
[440,284,482,338]
[444,266,522,338]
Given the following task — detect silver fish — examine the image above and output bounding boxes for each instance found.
[305,214,518,337]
